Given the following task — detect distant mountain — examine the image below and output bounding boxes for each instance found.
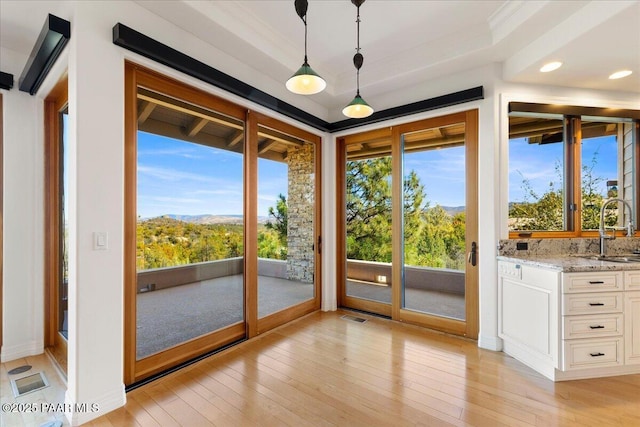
[153,214,268,224]
[438,206,465,216]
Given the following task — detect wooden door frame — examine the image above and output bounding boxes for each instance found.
[124,63,323,384]
[124,63,248,384]
[337,110,479,339]
[336,127,394,317]
[44,75,69,372]
[249,112,323,336]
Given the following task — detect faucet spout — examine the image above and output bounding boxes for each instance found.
[599,198,634,257]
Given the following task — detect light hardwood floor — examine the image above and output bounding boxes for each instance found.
[1,351,69,426]
[4,310,640,426]
[91,310,640,426]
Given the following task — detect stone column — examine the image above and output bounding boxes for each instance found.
[286,144,315,283]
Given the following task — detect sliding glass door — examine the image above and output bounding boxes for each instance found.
[339,111,478,338]
[254,115,321,333]
[340,128,393,317]
[134,89,246,361]
[124,65,321,384]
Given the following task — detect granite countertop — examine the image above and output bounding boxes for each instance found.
[496,254,640,272]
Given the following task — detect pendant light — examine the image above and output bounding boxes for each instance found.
[286,0,326,95]
[343,0,373,119]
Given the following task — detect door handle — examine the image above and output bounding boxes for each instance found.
[468,241,477,266]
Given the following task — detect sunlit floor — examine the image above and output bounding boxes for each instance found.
[136,276,465,359]
[136,274,313,359]
[346,280,465,319]
[0,353,69,427]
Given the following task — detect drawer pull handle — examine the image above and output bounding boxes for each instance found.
[590,352,605,357]
[589,303,605,306]
[589,325,605,329]
[588,281,605,284]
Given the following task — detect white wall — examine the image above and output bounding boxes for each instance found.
[2,0,639,424]
[1,47,45,361]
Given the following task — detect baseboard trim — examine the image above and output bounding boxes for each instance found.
[0,340,44,362]
[64,384,126,426]
[478,334,503,351]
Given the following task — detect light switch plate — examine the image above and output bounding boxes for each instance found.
[93,232,108,250]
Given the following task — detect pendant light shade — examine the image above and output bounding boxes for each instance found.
[287,0,326,95]
[343,0,373,118]
[342,94,374,118]
[286,61,326,95]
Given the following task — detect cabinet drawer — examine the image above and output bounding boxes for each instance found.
[563,292,623,315]
[563,314,623,339]
[563,272,622,293]
[563,338,623,370]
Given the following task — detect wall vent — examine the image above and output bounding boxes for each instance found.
[341,314,367,323]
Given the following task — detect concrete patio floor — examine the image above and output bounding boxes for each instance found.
[136,274,313,359]
[136,275,464,359]
[347,280,465,320]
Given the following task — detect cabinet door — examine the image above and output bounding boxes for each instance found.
[499,265,559,367]
[625,291,640,365]
[624,271,640,291]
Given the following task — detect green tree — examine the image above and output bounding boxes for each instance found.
[265,193,288,245]
[346,157,393,262]
[509,151,617,231]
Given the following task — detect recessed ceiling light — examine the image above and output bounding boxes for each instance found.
[609,70,632,80]
[540,62,562,73]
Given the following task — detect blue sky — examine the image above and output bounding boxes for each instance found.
[509,135,617,202]
[137,131,618,218]
[137,132,287,218]
[404,145,466,207]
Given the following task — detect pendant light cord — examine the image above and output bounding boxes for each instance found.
[355,5,361,96]
[303,14,308,64]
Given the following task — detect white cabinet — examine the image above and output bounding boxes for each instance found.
[498,261,640,381]
[498,261,560,379]
[625,292,640,365]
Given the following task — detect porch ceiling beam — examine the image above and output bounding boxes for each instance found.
[138,101,156,124]
[186,117,208,137]
[138,91,243,131]
[227,130,244,148]
[258,139,278,155]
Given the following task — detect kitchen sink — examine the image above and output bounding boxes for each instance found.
[579,255,640,263]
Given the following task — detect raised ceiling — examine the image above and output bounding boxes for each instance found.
[1,1,638,122]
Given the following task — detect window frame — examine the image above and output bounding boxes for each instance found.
[507,102,640,239]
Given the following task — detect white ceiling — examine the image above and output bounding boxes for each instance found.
[2,0,639,122]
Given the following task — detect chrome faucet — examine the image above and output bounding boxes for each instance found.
[599,198,634,257]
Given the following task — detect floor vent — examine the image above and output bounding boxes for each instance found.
[8,365,32,375]
[341,314,367,323]
[39,422,63,427]
[10,372,49,397]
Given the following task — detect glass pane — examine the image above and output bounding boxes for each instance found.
[59,111,69,339]
[401,124,466,320]
[508,116,565,232]
[581,121,621,230]
[345,139,392,304]
[135,89,244,360]
[257,126,315,318]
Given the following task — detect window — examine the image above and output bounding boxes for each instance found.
[508,102,640,237]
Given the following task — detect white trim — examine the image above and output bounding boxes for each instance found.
[0,342,45,363]
[65,384,126,426]
[479,334,503,352]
